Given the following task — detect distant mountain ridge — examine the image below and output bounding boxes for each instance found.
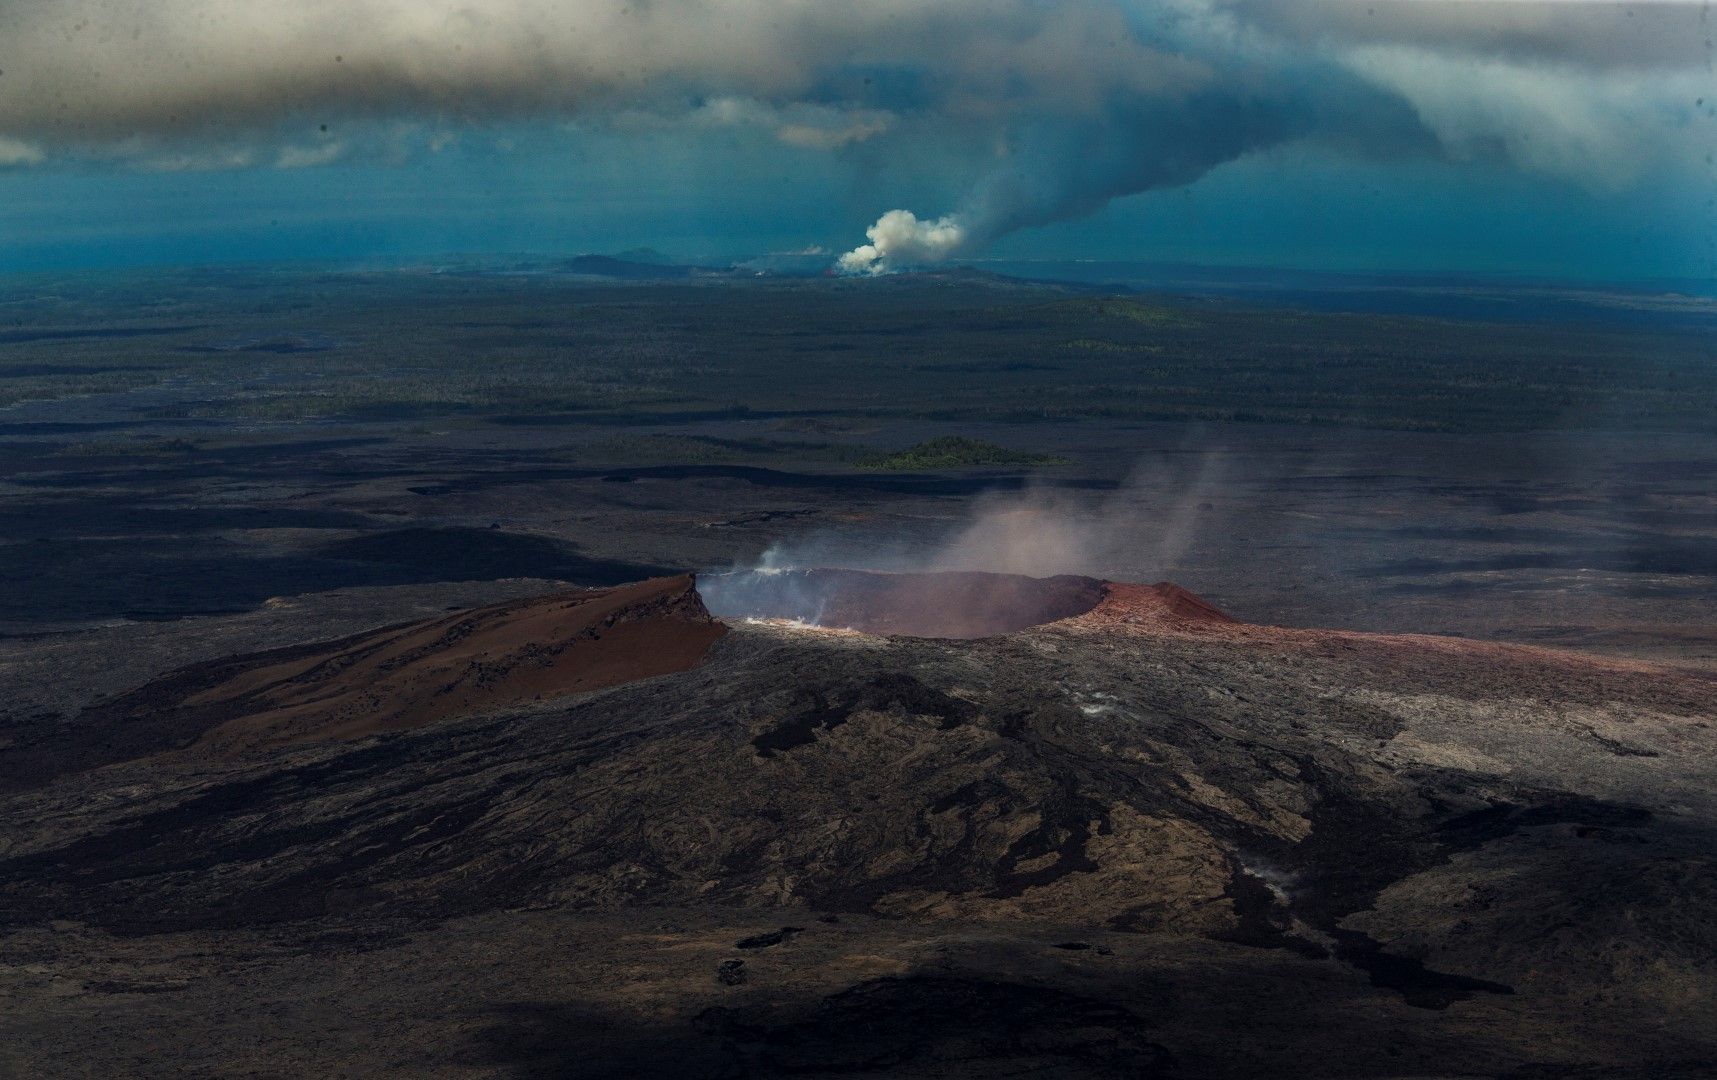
[557,254,701,279]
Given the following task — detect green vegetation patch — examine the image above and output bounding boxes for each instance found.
[859,436,1069,471]
[1038,297,1200,328]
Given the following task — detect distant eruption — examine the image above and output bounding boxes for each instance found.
[837,210,970,275]
[835,91,1306,274]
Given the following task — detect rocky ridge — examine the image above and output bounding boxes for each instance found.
[1,571,1713,1077]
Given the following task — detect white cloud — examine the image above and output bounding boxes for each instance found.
[139,147,258,173]
[691,97,894,150]
[0,137,45,166]
[275,141,347,169]
[775,114,892,151]
[1344,46,1704,189]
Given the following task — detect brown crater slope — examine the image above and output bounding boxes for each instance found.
[192,574,725,755]
[21,575,725,770]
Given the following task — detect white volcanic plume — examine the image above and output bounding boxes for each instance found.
[836,211,969,275]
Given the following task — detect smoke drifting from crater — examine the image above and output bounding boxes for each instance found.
[924,453,1227,580]
[703,451,1231,630]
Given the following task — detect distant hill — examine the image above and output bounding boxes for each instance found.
[557,254,699,279]
[611,247,676,265]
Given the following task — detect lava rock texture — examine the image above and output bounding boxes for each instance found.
[1,575,1713,1077]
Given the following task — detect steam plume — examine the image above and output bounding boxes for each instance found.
[702,451,1230,631]
[713,450,1229,583]
[836,211,969,275]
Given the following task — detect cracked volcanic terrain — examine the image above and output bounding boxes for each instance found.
[2,572,1714,1078]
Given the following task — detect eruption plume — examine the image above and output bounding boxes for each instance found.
[837,89,1310,274]
[836,211,969,275]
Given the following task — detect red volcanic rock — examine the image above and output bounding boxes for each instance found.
[1077,581,1237,629]
[1068,577,1717,704]
[198,574,724,754]
[171,575,726,755]
[0,575,727,787]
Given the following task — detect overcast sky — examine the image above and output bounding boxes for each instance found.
[1,1,1711,281]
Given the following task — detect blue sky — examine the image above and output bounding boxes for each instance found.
[1,2,1711,282]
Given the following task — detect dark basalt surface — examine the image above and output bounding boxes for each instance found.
[0,577,1713,1077]
[697,976,1173,1078]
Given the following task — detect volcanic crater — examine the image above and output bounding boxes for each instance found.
[3,567,1714,1077]
[699,566,1115,638]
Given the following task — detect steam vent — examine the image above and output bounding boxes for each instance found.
[698,568,1109,637]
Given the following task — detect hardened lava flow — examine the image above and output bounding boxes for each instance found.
[1,569,1712,1077]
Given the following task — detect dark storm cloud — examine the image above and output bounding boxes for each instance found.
[0,1,1202,139]
[0,2,1705,267]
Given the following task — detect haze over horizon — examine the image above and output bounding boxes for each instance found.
[1,0,1712,282]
